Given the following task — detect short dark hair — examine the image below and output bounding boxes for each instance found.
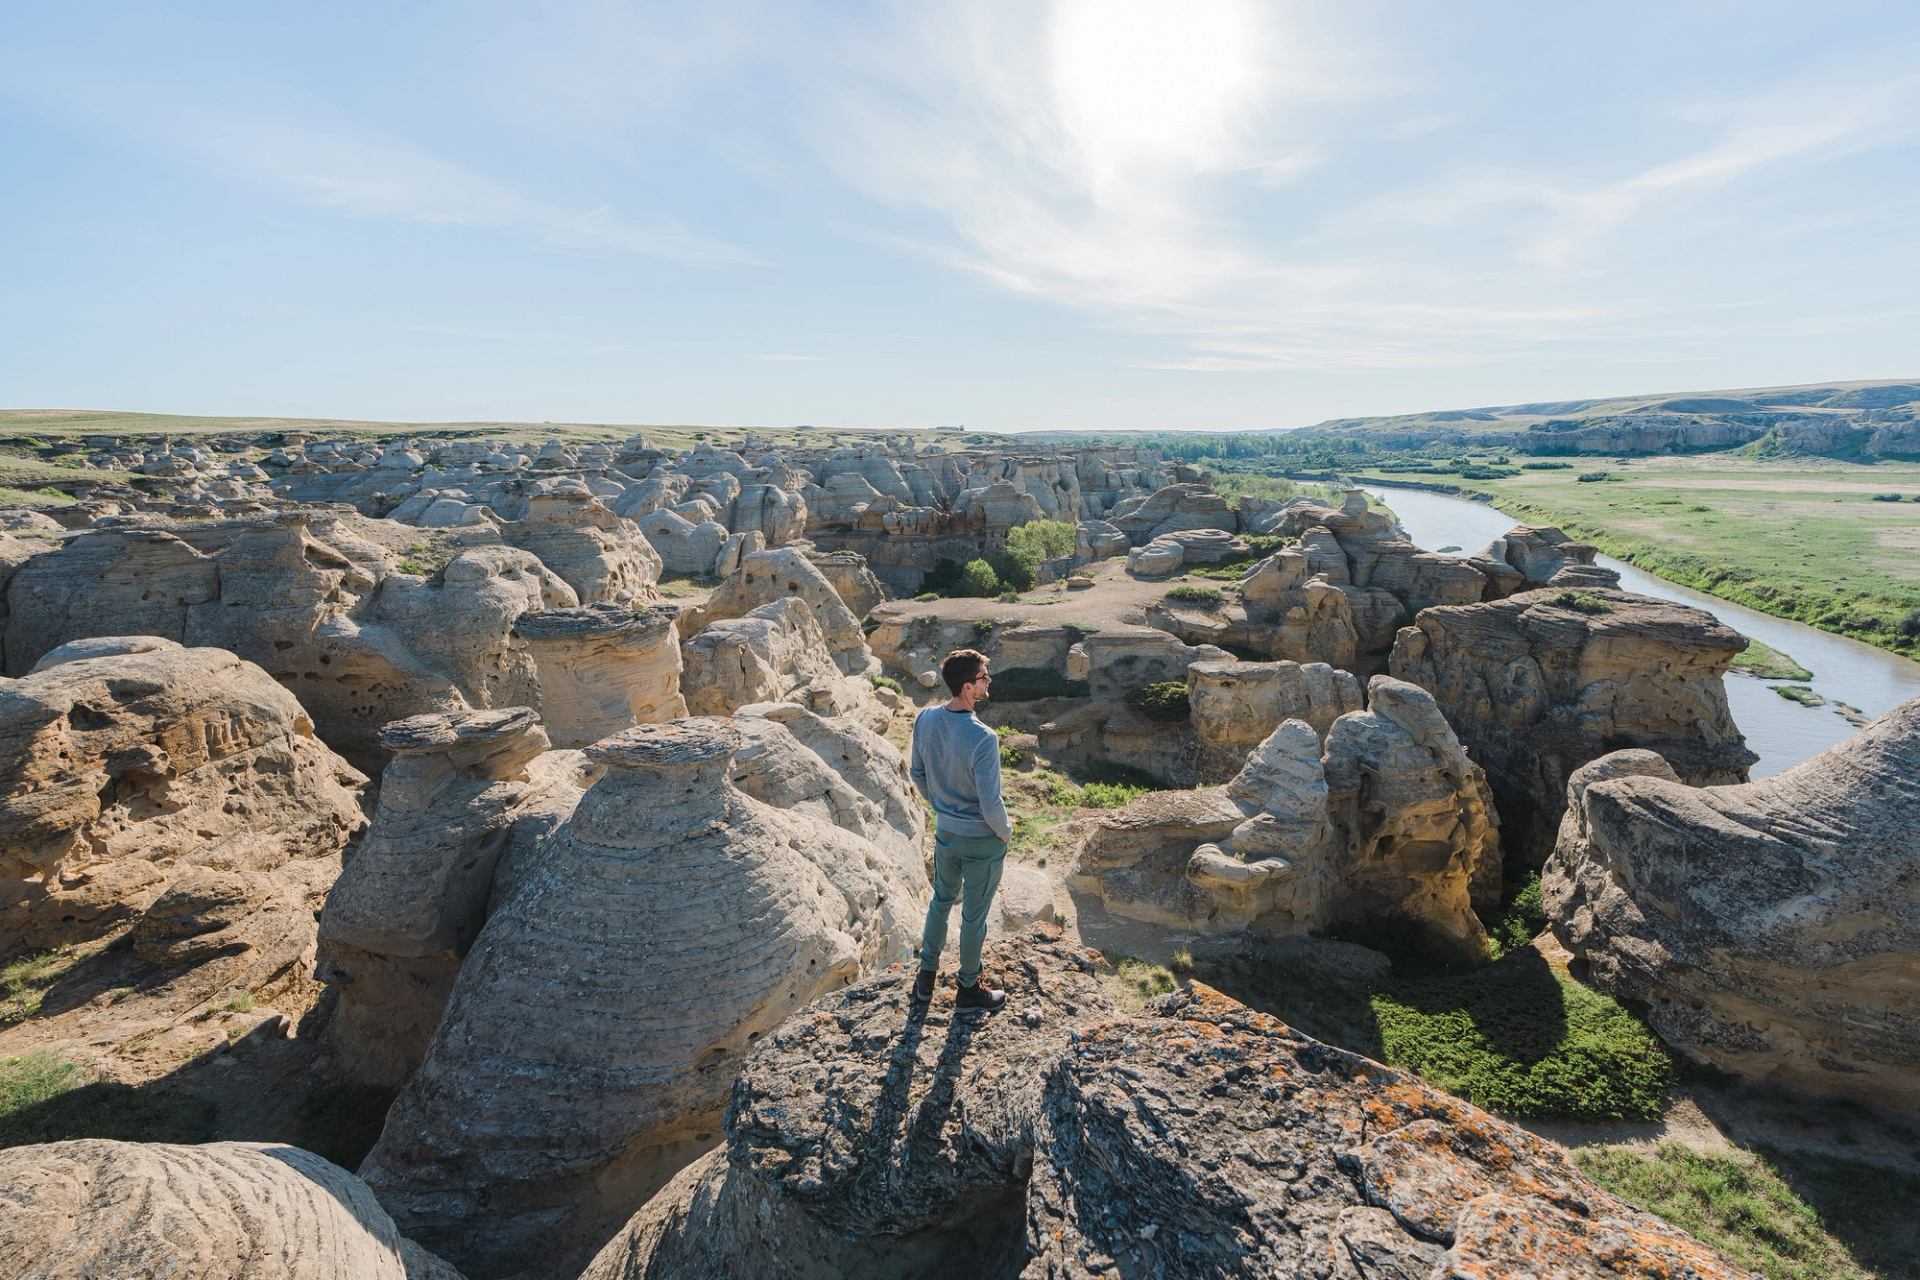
[941,648,988,697]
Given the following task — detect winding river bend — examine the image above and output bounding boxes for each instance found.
[1362,485,1920,778]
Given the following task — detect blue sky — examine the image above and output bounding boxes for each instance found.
[3,1,1917,431]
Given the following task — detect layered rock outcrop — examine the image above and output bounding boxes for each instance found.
[0,1140,463,1280]
[585,930,1753,1280]
[1186,657,1363,781]
[681,598,885,728]
[1071,678,1500,952]
[1545,697,1920,1114]
[515,604,686,747]
[318,709,592,1086]
[360,719,930,1280]
[1391,586,1755,867]
[682,547,870,676]
[0,644,366,958]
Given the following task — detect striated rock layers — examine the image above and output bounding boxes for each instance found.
[1186,657,1363,782]
[1545,697,1920,1114]
[0,1140,463,1280]
[318,709,592,1087]
[683,547,871,676]
[1071,677,1500,955]
[682,597,886,728]
[584,930,1753,1280]
[360,719,930,1280]
[514,603,686,748]
[0,643,366,959]
[1391,586,1756,868]
[1,514,582,768]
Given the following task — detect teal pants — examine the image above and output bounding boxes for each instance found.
[917,828,1008,987]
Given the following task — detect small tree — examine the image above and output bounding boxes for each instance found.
[962,558,1002,597]
[997,518,1077,592]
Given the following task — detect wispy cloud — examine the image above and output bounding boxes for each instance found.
[2,67,763,267]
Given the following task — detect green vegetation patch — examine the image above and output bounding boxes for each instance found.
[394,540,456,577]
[1731,638,1814,682]
[1576,1143,1920,1280]
[1373,954,1676,1121]
[869,673,905,695]
[0,1052,217,1149]
[1163,584,1223,607]
[1485,874,1547,960]
[1127,680,1191,722]
[2,944,101,1025]
[1771,684,1826,707]
[1549,589,1613,615]
[1106,942,1677,1124]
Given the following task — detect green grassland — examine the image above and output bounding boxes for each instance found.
[0,408,989,453]
[1460,455,1920,659]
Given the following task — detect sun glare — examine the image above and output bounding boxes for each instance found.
[1049,0,1265,178]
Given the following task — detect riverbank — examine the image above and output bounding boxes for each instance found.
[1368,455,1920,662]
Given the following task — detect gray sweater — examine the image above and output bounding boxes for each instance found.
[908,705,1012,842]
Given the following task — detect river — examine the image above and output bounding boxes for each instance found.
[1361,485,1920,778]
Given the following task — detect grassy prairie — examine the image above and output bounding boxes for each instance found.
[1464,455,1920,658]
[0,408,983,453]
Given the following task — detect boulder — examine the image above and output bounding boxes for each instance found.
[0,1140,462,1280]
[584,931,1753,1280]
[0,646,366,958]
[318,709,592,1087]
[515,604,686,748]
[359,719,931,1280]
[1390,587,1755,868]
[1545,697,1920,1114]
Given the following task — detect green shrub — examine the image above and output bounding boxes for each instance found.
[996,589,1021,603]
[1550,589,1612,614]
[869,673,904,695]
[1128,680,1190,722]
[1163,584,1222,607]
[913,591,939,602]
[1003,519,1077,591]
[1485,874,1546,959]
[961,559,1001,597]
[1576,470,1611,482]
[1899,609,1920,640]
[972,618,996,640]
[1079,780,1151,808]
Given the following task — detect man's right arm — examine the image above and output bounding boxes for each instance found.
[908,710,927,794]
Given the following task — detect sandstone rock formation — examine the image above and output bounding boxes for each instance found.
[681,597,885,728]
[584,930,1753,1280]
[1545,696,1920,1114]
[1,514,582,768]
[360,719,930,1280]
[1186,657,1363,781]
[0,645,366,958]
[318,709,592,1086]
[0,1140,463,1280]
[1391,586,1756,867]
[497,490,661,606]
[1072,678,1499,952]
[515,604,686,748]
[683,547,871,675]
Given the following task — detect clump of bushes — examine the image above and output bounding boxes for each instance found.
[1871,492,1904,502]
[1576,470,1612,483]
[1484,874,1546,959]
[869,673,904,695]
[1128,680,1191,722]
[961,559,1002,597]
[1164,584,1223,607]
[1550,589,1612,615]
[913,591,939,602]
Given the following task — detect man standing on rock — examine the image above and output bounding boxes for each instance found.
[908,648,1013,1013]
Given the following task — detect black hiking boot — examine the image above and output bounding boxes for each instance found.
[912,969,937,1004]
[955,981,1006,1013]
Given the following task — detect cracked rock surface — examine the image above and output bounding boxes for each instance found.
[586,929,1754,1280]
